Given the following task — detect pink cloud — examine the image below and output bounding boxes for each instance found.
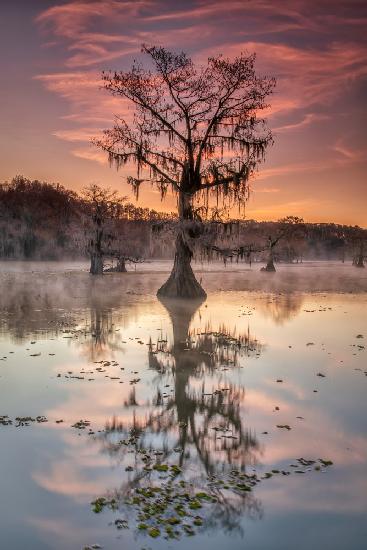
[35,1,148,68]
[200,40,367,118]
[53,128,102,142]
[66,43,138,69]
[34,72,101,102]
[72,147,108,164]
[146,1,258,23]
[53,128,109,165]
[36,0,150,38]
[36,1,214,68]
[33,459,105,500]
[34,71,132,125]
[144,0,319,41]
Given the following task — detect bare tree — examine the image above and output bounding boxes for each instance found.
[95,45,275,297]
[82,184,126,274]
[260,216,305,272]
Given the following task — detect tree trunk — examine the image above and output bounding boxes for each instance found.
[355,243,365,268]
[264,255,276,272]
[90,223,104,274]
[261,245,276,272]
[157,191,206,299]
[116,257,127,272]
[356,255,365,268]
[264,258,276,273]
[90,252,103,274]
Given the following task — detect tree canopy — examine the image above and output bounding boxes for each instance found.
[95,45,275,209]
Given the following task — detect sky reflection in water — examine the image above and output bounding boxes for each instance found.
[0,266,366,550]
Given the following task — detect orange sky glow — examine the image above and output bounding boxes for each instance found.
[0,0,366,225]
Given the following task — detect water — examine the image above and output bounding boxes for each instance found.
[0,262,366,550]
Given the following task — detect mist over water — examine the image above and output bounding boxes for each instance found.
[0,261,366,550]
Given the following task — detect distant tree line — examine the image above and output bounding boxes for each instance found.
[0,175,366,269]
[202,217,366,267]
[0,176,174,265]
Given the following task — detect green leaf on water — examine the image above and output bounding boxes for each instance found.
[153,463,169,472]
[148,527,160,538]
[189,500,202,510]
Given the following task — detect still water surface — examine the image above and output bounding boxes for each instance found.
[0,263,366,550]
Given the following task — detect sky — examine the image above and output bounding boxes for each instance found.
[0,0,366,225]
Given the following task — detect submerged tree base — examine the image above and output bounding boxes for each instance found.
[157,234,207,299]
[90,254,104,275]
[261,260,276,273]
[104,258,127,273]
[157,271,207,299]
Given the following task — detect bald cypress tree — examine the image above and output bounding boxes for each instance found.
[82,184,126,275]
[96,46,275,298]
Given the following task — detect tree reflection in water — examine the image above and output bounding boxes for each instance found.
[77,299,125,362]
[257,292,304,325]
[96,298,265,539]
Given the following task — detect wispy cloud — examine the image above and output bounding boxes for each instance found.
[208,40,367,119]
[255,160,330,181]
[53,128,102,142]
[256,147,364,182]
[332,139,366,162]
[246,198,329,220]
[255,186,281,193]
[34,71,131,125]
[71,147,108,164]
[36,1,150,39]
[274,113,329,133]
[52,128,109,164]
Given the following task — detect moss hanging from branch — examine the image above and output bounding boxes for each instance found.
[94,45,275,297]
